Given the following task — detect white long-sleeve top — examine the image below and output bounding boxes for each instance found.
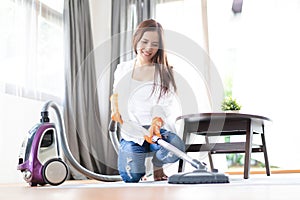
[113,59,179,145]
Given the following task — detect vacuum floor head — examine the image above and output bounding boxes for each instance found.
[168,169,230,184]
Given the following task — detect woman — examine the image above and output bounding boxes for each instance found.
[110,19,185,183]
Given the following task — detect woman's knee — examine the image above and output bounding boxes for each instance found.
[118,155,146,183]
[161,131,185,152]
[152,130,185,165]
[118,140,147,183]
[119,171,145,183]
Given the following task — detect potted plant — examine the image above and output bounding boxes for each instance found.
[221,96,242,112]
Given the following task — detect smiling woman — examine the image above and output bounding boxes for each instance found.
[135,31,160,66]
[132,31,159,81]
[110,19,185,183]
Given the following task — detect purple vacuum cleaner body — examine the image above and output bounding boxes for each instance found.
[17,101,122,187]
[17,111,69,186]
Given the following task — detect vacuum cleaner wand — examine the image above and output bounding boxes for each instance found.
[151,136,206,170]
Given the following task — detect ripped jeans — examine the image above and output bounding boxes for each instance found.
[118,128,185,183]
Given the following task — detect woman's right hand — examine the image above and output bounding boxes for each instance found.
[110,93,123,124]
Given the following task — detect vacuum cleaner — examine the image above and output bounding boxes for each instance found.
[17,100,229,186]
[17,101,122,186]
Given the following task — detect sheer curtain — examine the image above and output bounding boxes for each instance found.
[1,0,64,101]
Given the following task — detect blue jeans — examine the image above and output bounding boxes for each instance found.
[118,128,185,183]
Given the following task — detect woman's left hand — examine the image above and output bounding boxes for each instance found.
[144,117,163,144]
[110,93,123,124]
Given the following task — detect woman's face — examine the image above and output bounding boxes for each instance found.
[136,31,159,65]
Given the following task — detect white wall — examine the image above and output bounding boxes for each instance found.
[89,0,112,132]
[0,93,45,183]
[90,0,111,48]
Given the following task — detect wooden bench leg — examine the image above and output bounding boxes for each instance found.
[178,122,191,173]
[261,125,271,176]
[178,144,190,172]
[205,136,214,170]
[178,159,184,172]
[244,120,253,179]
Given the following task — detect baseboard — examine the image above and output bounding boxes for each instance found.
[226,169,300,175]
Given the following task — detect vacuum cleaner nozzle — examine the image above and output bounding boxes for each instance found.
[168,169,230,184]
[153,137,230,184]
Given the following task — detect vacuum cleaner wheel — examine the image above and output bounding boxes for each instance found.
[42,158,69,186]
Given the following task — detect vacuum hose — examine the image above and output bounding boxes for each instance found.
[42,101,122,182]
[108,120,120,154]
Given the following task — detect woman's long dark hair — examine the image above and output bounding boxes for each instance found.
[132,19,177,100]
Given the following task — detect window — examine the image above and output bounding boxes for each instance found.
[156,0,212,113]
[207,0,300,170]
[0,0,64,101]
